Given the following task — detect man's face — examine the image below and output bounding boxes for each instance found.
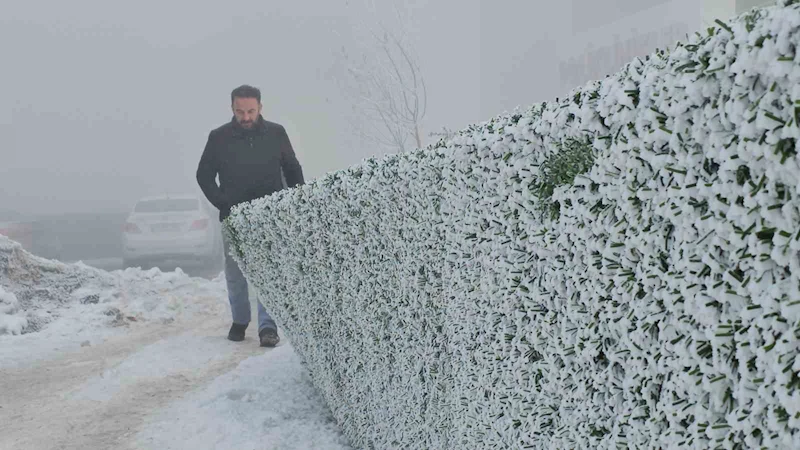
[232,97,262,129]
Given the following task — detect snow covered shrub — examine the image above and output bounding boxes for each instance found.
[227,2,800,448]
[530,137,596,220]
[227,151,452,448]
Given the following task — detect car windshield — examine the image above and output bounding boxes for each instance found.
[134,198,199,213]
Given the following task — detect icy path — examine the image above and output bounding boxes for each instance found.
[0,235,351,449]
[0,312,351,450]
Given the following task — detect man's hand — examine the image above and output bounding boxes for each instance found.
[220,202,232,220]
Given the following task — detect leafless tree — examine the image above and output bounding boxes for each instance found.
[428,126,456,141]
[334,21,427,154]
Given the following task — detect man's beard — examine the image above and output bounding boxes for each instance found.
[237,118,255,129]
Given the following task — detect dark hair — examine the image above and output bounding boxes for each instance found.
[231,85,261,104]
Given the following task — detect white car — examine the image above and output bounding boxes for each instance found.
[122,194,224,269]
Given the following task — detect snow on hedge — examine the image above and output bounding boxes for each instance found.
[226,2,800,448]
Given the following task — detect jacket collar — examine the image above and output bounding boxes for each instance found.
[230,115,268,137]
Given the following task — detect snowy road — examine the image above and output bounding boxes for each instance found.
[0,313,351,450]
[0,237,351,450]
[2,318,224,449]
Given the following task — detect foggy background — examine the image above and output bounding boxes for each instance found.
[0,0,763,267]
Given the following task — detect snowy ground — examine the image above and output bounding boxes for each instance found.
[0,236,351,450]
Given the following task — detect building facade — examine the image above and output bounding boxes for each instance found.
[558,0,775,93]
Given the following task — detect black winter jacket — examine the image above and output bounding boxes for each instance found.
[196,116,304,221]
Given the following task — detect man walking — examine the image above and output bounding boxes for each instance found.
[196,85,304,347]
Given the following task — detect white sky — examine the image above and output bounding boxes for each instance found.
[0,0,747,216]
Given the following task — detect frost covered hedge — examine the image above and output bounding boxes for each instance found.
[227,2,800,448]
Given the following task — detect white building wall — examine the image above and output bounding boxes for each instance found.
[737,0,775,13]
[475,0,776,117]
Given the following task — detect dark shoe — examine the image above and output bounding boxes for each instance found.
[228,323,248,342]
[259,328,279,347]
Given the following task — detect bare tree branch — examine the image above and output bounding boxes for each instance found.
[332,15,428,154]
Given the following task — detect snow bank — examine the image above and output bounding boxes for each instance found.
[0,285,27,335]
[0,235,226,345]
[227,2,800,448]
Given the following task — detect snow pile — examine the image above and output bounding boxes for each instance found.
[0,235,227,348]
[227,2,800,448]
[0,284,27,335]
